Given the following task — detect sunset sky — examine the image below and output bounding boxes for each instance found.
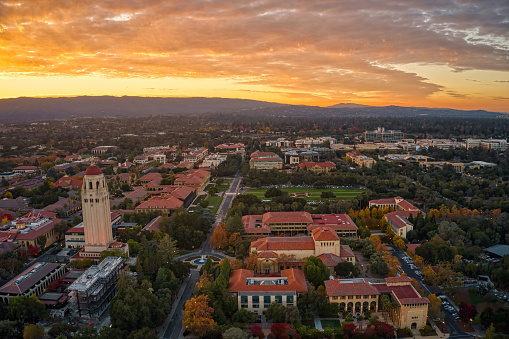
[1,0,508,112]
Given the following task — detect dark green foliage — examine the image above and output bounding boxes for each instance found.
[0,320,23,339]
[7,295,48,323]
[159,210,213,250]
[232,309,258,324]
[334,262,359,278]
[303,256,330,287]
[48,322,77,338]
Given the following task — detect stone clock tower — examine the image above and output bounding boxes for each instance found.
[81,165,113,253]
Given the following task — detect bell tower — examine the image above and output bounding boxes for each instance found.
[81,165,113,253]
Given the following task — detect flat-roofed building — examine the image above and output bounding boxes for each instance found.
[365,127,404,142]
[0,262,66,303]
[67,256,123,318]
[250,151,283,170]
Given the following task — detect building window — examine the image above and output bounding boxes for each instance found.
[275,296,282,304]
[264,296,271,307]
[252,296,259,308]
[287,295,294,305]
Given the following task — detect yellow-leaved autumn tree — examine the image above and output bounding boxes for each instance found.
[183,295,216,337]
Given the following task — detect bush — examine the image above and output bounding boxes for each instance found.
[419,325,436,336]
[397,327,413,338]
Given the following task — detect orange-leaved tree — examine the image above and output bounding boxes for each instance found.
[183,295,216,337]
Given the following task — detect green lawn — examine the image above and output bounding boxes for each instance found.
[193,195,205,205]
[216,184,230,192]
[206,195,223,206]
[245,187,364,201]
[321,319,342,328]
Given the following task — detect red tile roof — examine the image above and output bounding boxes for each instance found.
[263,211,313,224]
[325,280,380,296]
[385,276,413,284]
[251,236,315,251]
[312,227,340,241]
[142,216,163,232]
[257,251,279,258]
[215,143,245,150]
[369,196,421,212]
[17,218,62,241]
[297,161,335,169]
[373,284,429,305]
[317,253,344,267]
[308,214,358,231]
[138,173,162,182]
[406,244,421,254]
[228,269,307,293]
[340,245,355,258]
[0,262,64,295]
[85,166,102,176]
[384,211,420,228]
[135,196,183,210]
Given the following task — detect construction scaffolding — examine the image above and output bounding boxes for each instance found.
[67,256,123,319]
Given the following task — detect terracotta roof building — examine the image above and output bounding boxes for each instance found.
[134,196,183,215]
[250,226,355,274]
[384,211,421,239]
[368,196,420,212]
[297,161,336,174]
[325,277,429,329]
[243,211,358,238]
[228,268,307,314]
[215,143,245,155]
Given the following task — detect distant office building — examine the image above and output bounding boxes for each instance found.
[249,151,283,170]
[365,127,404,142]
[466,138,507,151]
[67,256,123,318]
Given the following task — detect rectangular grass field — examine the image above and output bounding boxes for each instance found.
[244,187,364,201]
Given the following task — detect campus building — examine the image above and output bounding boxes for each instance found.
[466,138,507,151]
[325,276,429,329]
[364,127,404,142]
[249,151,283,170]
[67,256,123,318]
[250,226,355,274]
[228,268,308,314]
[0,262,67,303]
[346,151,376,169]
[297,161,336,174]
[369,197,422,238]
[242,211,358,238]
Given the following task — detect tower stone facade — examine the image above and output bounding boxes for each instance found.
[82,165,113,253]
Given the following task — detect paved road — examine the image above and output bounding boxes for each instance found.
[389,246,471,338]
[160,173,242,338]
[162,270,200,339]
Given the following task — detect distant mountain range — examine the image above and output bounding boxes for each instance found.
[0,96,505,122]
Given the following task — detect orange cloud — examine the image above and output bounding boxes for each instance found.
[0,0,508,111]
